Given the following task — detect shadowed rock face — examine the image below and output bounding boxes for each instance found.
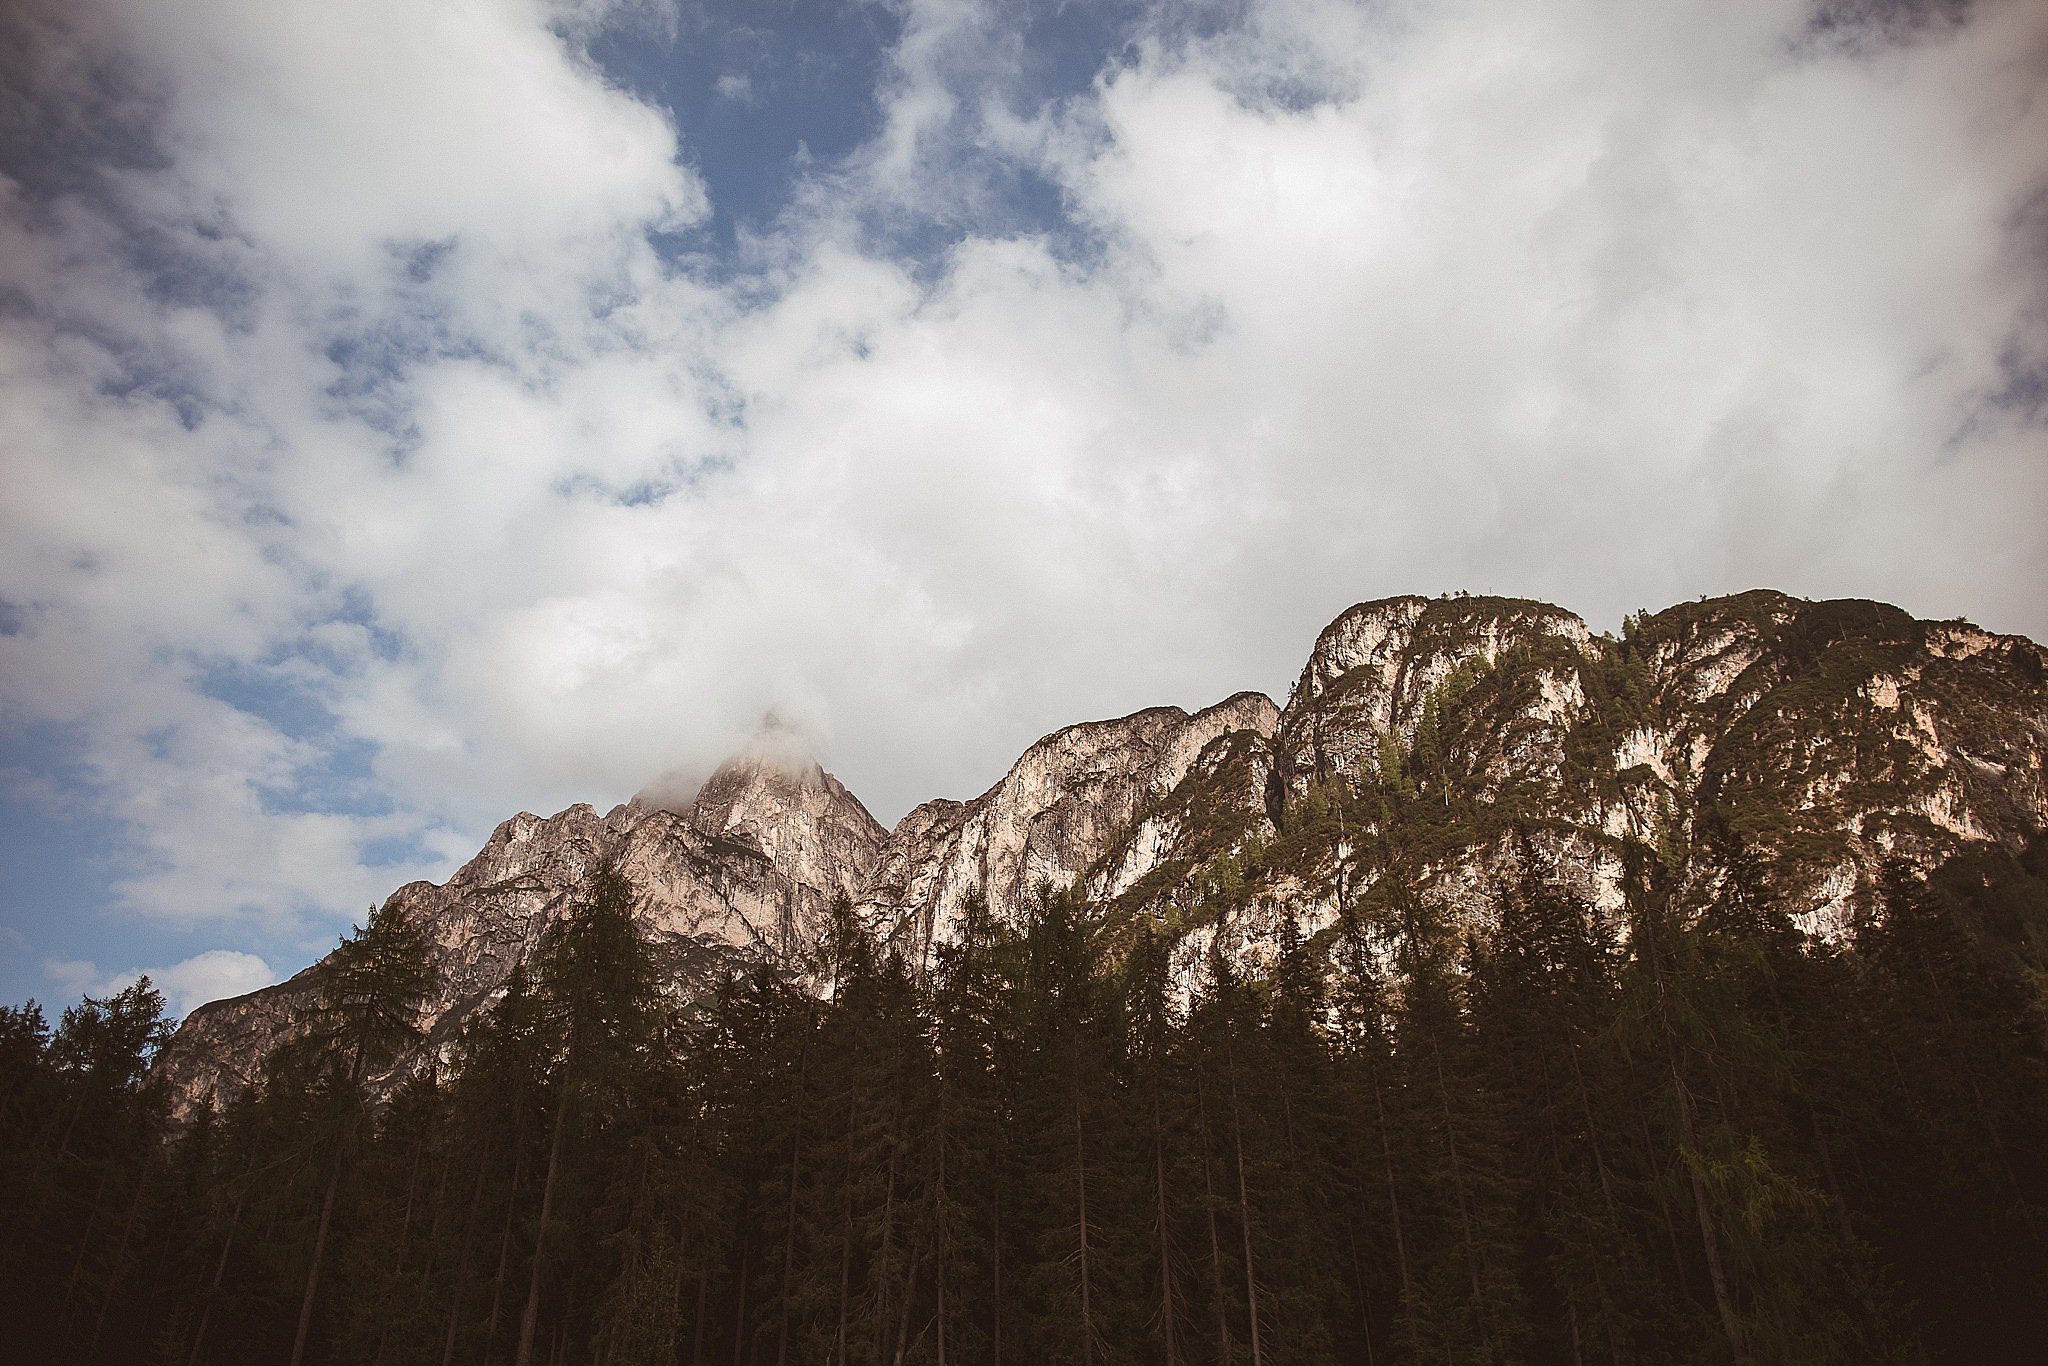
[155,591,2048,1116]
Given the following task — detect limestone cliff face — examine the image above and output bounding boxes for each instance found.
[686,752,886,907]
[156,591,2048,1115]
[1274,595,1595,800]
[156,757,886,1113]
[1642,595,2048,935]
[858,691,1282,960]
[1251,592,2048,949]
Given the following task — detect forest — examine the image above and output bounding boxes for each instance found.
[3,829,2046,1366]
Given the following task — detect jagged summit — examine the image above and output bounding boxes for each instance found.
[690,747,886,905]
[155,591,2048,1114]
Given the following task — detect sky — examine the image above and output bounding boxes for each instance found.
[0,0,2043,1017]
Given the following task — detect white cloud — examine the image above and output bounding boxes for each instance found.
[105,0,703,273]
[42,950,274,1015]
[0,0,2043,983]
[141,950,277,1015]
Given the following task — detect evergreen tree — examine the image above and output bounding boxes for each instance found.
[517,859,660,1366]
[1388,892,1526,1363]
[4,978,174,1358]
[1470,831,1653,1364]
[279,901,436,1366]
[6,821,2044,1365]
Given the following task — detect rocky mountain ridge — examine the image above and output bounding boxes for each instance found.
[156,590,2048,1113]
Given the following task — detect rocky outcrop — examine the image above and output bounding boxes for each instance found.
[1248,591,2048,946]
[1273,595,1595,799]
[155,591,2048,1116]
[859,691,1282,961]
[156,753,887,1114]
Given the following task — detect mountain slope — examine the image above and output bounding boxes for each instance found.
[155,590,2048,1112]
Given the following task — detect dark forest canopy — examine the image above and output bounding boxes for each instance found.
[4,829,2047,1366]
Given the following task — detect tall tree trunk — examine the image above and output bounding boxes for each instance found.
[441,1151,493,1366]
[395,1135,425,1275]
[1073,1078,1098,1366]
[516,1081,573,1366]
[373,1135,434,1366]
[1367,1067,1421,1362]
[89,1153,152,1354]
[1345,1228,1376,1366]
[935,1090,949,1366]
[870,1081,906,1366]
[1640,892,1748,1362]
[690,1271,708,1366]
[1225,1045,1264,1366]
[667,1224,693,1363]
[1567,1044,1624,1221]
[186,1188,244,1366]
[1622,1100,1690,1292]
[291,1140,346,1366]
[775,1029,809,1366]
[871,1151,901,1361]
[1152,1092,1181,1366]
[1671,1060,1746,1362]
[1195,1075,1233,1366]
[834,1090,858,1366]
[487,1146,526,1344]
[414,1147,457,1323]
[1534,1061,1590,1366]
[1550,1052,1624,1365]
[991,1181,1003,1366]
[890,1227,926,1366]
[730,1227,751,1366]
[1431,1047,1492,1351]
[62,1169,112,1324]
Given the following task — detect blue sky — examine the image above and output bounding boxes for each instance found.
[589,3,903,238]
[2,0,2044,1016]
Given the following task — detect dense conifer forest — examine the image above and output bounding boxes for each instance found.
[5,823,2047,1365]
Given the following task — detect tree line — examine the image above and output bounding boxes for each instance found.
[3,834,2046,1364]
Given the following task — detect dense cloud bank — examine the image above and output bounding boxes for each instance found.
[1,0,2043,983]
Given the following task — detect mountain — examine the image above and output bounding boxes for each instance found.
[30,587,2048,1366]
[154,590,2048,1112]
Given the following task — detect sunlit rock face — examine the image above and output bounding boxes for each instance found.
[156,592,2048,1115]
[1257,591,2048,948]
[157,756,887,1114]
[859,691,1284,961]
[1273,595,1595,802]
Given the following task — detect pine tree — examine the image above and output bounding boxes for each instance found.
[1840,858,2048,1360]
[517,860,659,1366]
[1389,890,1526,1363]
[5,978,174,1358]
[10,799,2046,1365]
[1330,909,1424,1364]
[1123,921,1188,1366]
[280,902,436,1366]
[1012,884,1123,1365]
[1469,831,1648,1364]
[928,890,1016,1366]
